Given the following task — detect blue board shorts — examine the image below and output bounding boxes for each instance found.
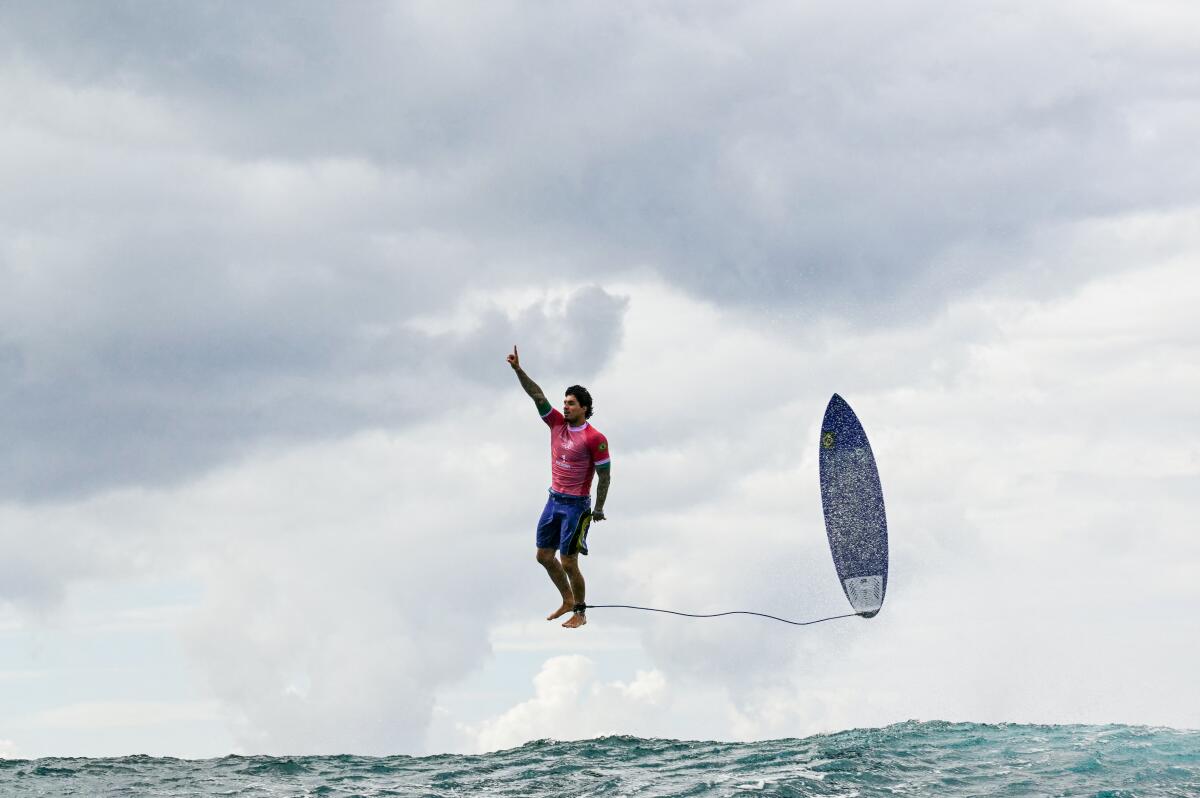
[536,489,592,556]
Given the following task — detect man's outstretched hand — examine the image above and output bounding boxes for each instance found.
[592,511,606,522]
[507,345,520,370]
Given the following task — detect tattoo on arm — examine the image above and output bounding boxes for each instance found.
[595,468,610,512]
[514,368,548,408]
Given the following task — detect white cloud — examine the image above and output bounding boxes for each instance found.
[171,424,536,755]
[590,226,1200,736]
[459,655,671,753]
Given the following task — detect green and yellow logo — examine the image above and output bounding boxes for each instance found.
[599,442,608,451]
[821,431,835,449]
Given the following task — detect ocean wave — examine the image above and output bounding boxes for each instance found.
[1,721,1196,797]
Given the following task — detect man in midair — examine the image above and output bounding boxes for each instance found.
[507,345,610,629]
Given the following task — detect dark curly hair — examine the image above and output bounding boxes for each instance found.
[565,385,594,419]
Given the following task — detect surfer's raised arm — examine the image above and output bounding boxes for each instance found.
[507,345,552,415]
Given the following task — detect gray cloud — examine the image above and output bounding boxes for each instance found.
[7,3,1196,309]
[433,285,629,393]
[4,3,1198,502]
[0,274,625,500]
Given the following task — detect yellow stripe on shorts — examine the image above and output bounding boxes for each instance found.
[568,511,592,555]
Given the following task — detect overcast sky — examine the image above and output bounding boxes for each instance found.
[2,1,1198,758]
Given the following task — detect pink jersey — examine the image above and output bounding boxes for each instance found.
[541,407,610,497]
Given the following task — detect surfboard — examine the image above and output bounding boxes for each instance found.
[819,394,888,618]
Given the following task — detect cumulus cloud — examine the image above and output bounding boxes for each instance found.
[164,422,541,755]
[437,242,1199,752]
[0,277,626,753]
[574,230,1200,734]
[460,656,671,753]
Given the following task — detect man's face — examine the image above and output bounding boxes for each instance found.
[563,394,586,424]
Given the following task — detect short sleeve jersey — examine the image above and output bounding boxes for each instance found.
[541,406,610,497]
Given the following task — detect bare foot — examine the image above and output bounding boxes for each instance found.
[562,612,587,629]
[547,602,574,621]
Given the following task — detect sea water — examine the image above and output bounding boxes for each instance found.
[1,721,1197,797]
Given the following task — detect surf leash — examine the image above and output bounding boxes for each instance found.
[581,603,863,626]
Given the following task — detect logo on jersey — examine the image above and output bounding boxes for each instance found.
[821,431,835,449]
